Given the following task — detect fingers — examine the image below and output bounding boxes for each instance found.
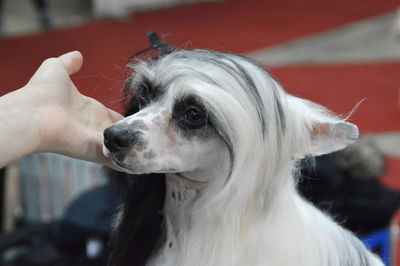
[58,51,83,75]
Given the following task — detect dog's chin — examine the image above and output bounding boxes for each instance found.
[103,147,144,174]
[109,157,206,187]
[169,172,208,188]
[109,156,151,175]
[111,158,137,173]
[108,155,173,174]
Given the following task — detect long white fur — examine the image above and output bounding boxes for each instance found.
[104,49,383,266]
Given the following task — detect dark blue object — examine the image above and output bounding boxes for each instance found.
[360,228,391,266]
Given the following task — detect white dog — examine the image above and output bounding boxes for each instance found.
[104,33,383,266]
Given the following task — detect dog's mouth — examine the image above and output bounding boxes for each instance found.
[109,155,149,174]
[108,154,207,187]
[112,157,133,171]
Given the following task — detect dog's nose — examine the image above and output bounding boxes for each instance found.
[104,125,135,152]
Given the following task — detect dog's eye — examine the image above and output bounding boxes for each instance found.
[137,85,148,101]
[183,107,206,126]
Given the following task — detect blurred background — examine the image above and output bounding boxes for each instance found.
[1,0,400,265]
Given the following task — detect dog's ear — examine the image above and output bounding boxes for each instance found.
[307,121,358,156]
[288,96,359,158]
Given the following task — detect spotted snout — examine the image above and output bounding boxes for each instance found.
[103,125,136,152]
[103,120,150,153]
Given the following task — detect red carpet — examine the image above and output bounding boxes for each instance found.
[383,158,400,190]
[0,0,399,112]
[269,62,400,133]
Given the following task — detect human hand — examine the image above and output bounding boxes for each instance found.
[21,51,123,167]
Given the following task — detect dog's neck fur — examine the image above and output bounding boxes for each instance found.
[147,174,202,266]
[149,147,233,266]
[148,160,297,266]
[164,174,198,250]
[147,160,381,266]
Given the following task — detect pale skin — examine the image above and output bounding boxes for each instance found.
[0,51,124,168]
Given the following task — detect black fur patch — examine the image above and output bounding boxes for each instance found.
[134,77,164,109]
[172,96,209,132]
[108,173,166,266]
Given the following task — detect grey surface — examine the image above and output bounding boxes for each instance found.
[247,12,400,66]
[1,0,92,37]
[365,133,400,158]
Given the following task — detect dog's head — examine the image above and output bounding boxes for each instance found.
[103,39,358,191]
[103,50,238,185]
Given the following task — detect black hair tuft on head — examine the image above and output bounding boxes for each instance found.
[129,32,175,62]
[147,32,175,56]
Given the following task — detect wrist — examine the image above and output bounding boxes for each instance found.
[0,87,42,166]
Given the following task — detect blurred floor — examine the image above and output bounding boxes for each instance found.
[247,11,400,66]
[1,0,92,37]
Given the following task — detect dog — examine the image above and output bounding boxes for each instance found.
[103,33,384,266]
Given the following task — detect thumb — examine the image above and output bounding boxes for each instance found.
[58,51,83,75]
